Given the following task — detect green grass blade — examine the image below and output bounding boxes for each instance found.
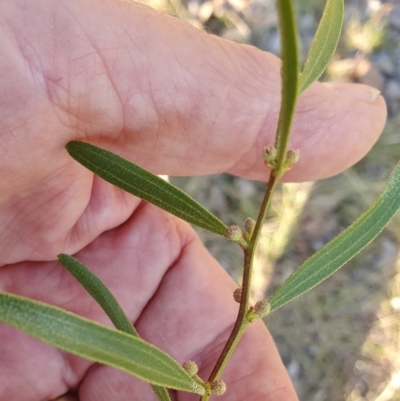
[66,141,227,237]
[0,292,204,395]
[268,162,400,312]
[274,0,300,172]
[299,0,344,94]
[58,254,172,401]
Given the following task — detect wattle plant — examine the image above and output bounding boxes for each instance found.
[1,1,399,400]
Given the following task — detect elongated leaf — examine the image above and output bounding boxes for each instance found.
[66,141,227,236]
[274,0,299,171]
[58,254,172,401]
[0,292,204,395]
[58,254,137,335]
[268,162,400,312]
[299,0,344,94]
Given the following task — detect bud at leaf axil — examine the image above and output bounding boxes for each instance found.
[226,225,243,242]
[233,288,242,303]
[254,300,271,318]
[182,360,198,377]
[211,380,227,396]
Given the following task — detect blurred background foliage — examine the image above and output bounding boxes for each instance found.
[131,0,400,400]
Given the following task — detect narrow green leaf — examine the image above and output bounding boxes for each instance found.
[299,0,344,94]
[0,292,204,395]
[58,254,172,401]
[268,162,400,312]
[274,0,300,172]
[66,141,227,237]
[58,254,137,335]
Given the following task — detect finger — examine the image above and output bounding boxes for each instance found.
[2,0,385,186]
[3,0,386,183]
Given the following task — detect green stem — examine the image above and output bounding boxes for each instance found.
[199,172,280,401]
[248,171,281,253]
[273,0,299,174]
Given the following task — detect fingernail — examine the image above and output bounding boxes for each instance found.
[322,82,381,103]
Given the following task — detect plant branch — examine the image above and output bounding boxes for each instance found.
[199,172,280,401]
[199,1,299,398]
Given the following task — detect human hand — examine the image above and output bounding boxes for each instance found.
[0,0,386,400]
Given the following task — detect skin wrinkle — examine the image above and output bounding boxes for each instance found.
[6,20,54,110]
[164,66,216,168]
[67,174,98,249]
[296,98,358,179]
[0,162,85,264]
[170,78,198,138]
[135,229,198,318]
[79,30,126,137]
[118,45,155,148]
[67,186,138,258]
[223,52,281,178]
[134,232,197,330]
[5,6,92,144]
[238,48,280,97]
[217,43,269,101]
[113,25,160,147]
[41,6,123,141]
[163,50,201,133]
[148,77,166,152]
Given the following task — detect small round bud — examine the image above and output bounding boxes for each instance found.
[285,149,299,166]
[263,146,277,162]
[244,217,256,235]
[211,380,226,396]
[182,360,198,377]
[233,288,242,303]
[254,300,271,318]
[226,225,243,242]
[263,146,277,169]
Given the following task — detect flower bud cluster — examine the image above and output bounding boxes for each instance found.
[254,300,271,317]
[247,300,271,322]
[233,288,242,303]
[243,217,255,241]
[226,225,248,248]
[263,146,277,169]
[283,149,299,170]
[263,146,300,172]
[182,360,198,377]
[210,380,226,396]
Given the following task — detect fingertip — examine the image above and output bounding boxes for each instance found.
[321,82,382,103]
[267,81,387,182]
[300,81,385,179]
